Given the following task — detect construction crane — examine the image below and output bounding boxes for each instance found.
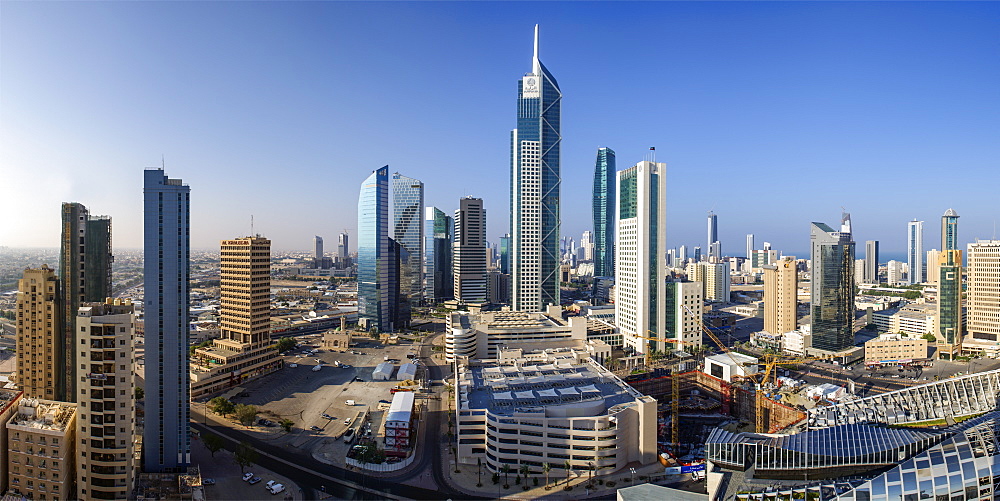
[629,331,683,450]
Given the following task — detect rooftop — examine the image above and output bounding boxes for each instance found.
[8,399,75,432]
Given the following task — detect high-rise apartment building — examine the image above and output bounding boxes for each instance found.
[142,168,190,472]
[454,197,487,303]
[16,266,60,400]
[358,166,392,332]
[338,232,350,259]
[702,262,731,302]
[865,240,879,284]
[966,240,999,344]
[707,211,719,260]
[76,299,137,501]
[926,249,941,286]
[667,281,703,351]
[510,25,561,312]
[908,220,925,284]
[937,209,962,359]
[59,202,113,403]
[392,172,424,304]
[314,235,323,260]
[616,161,668,355]
[887,260,905,285]
[592,147,616,278]
[763,257,798,335]
[746,234,754,260]
[810,214,856,352]
[580,230,594,261]
[424,207,454,303]
[191,237,280,398]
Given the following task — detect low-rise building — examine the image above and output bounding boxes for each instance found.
[454,354,657,476]
[322,327,352,352]
[864,333,929,365]
[446,306,587,362]
[872,303,938,336]
[7,399,77,501]
[384,391,414,457]
[703,353,760,383]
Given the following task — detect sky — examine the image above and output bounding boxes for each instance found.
[2,2,998,256]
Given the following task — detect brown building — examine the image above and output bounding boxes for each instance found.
[322,321,352,353]
[763,257,797,335]
[7,399,77,501]
[76,299,137,500]
[16,266,61,400]
[864,334,929,364]
[0,389,25,493]
[191,237,280,398]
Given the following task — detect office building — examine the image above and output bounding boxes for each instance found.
[707,211,719,260]
[358,166,394,332]
[453,197,487,303]
[16,266,60,400]
[498,234,511,275]
[937,209,963,359]
[872,303,939,336]
[667,281,704,351]
[580,230,594,261]
[810,213,856,352]
[76,299,138,501]
[423,207,453,303]
[391,172,424,304]
[746,234,754,259]
[387,239,411,330]
[886,260,905,285]
[142,168,191,472]
[7,399,77,500]
[616,161,668,356]
[966,240,1000,344]
[703,262,731,302]
[314,235,323,260]
[190,237,280,398]
[510,25,561,312]
[592,147,616,278]
[908,220,925,284]
[338,232,349,259]
[763,256,798,335]
[853,258,866,287]
[865,240,879,284]
[486,270,511,305]
[926,249,940,285]
[678,245,688,264]
[59,203,113,403]
[693,246,702,263]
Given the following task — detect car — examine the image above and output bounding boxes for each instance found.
[249,477,262,485]
[288,363,298,368]
[203,478,216,485]
[321,413,333,419]
[266,480,276,489]
[312,365,322,372]
[344,418,351,425]
[269,483,286,495]
[310,425,322,431]
[315,359,322,363]
[342,364,352,369]
[243,473,255,481]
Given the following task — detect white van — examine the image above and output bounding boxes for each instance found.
[346,399,356,406]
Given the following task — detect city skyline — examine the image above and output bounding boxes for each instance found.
[3,2,999,254]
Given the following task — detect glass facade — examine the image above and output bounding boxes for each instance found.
[392,173,424,303]
[592,147,616,278]
[810,219,856,352]
[424,207,453,303]
[358,166,390,332]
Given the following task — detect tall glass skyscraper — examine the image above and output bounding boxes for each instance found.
[908,220,925,284]
[392,172,424,303]
[938,209,962,359]
[810,213,856,352]
[511,25,561,312]
[592,147,616,278]
[424,207,453,303]
[865,240,879,284]
[358,166,391,332]
[707,211,719,260]
[499,234,511,274]
[143,169,191,472]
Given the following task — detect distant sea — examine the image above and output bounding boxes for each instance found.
[786,251,908,264]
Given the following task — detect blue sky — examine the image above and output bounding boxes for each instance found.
[2,2,998,256]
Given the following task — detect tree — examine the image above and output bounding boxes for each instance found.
[279,418,294,432]
[502,463,511,489]
[234,403,258,427]
[134,387,144,400]
[234,441,258,473]
[208,397,234,417]
[922,332,938,342]
[543,463,551,490]
[564,460,571,485]
[520,464,530,487]
[275,337,297,353]
[202,433,224,458]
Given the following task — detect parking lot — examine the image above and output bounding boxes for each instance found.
[227,333,425,465]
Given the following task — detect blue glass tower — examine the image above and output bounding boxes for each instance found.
[424,207,453,303]
[392,173,424,303]
[592,147,616,278]
[810,213,856,352]
[358,166,391,332]
[143,169,191,472]
[511,25,561,312]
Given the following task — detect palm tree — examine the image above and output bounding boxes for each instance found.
[542,463,551,490]
[502,463,511,488]
[519,464,530,487]
[477,457,482,487]
[564,460,572,485]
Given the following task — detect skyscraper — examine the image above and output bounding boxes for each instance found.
[702,262,731,302]
[424,207,454,303]
[764,257,798,335]
[580,230,594,261]
[937,209,963,359]
[810,213,856,352]
[499,234,511,275]
[707,211,719,260]
[143,168,190,472]
[678,245,688,264]
[338,232,350,259]
[358,166,392,332]
[746,234,754,260]
[865,240,879,284]
[967,240,1000,346]
[908,220,925,284]
[616,160,667,355]
[511,25,561,312]
[592,147,616,277]
[314,235,323,259]
[392,172,424,304]
[16,266,60,400]
[59,202,113,402]
[454,197,487,303]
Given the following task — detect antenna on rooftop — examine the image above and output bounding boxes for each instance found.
[251,215,254,237]
[160,154,165,170]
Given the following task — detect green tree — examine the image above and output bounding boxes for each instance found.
[275,337,297,353]
[279,418,294,432]
[208,397,234,417]
[202,433,224,458]
[233,441,258,473]
[134,387,145,400]
[356,444,386,464]
[564,460,571,485]
[922,332,938,342]
[520,464,530,486]
[502,463,511,489]
[234,403,258,427]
